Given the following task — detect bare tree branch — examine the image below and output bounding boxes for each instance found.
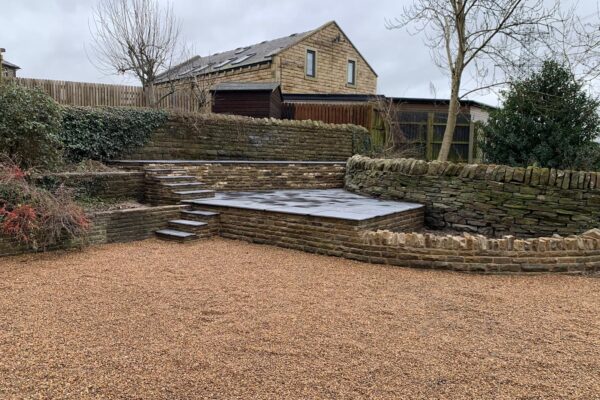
[89,0,182,107]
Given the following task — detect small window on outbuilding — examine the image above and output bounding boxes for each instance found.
[306,49,316,78]
[347,60,356,85]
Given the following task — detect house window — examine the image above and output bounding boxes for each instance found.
[306,49,316,78]
[347,60,356,85]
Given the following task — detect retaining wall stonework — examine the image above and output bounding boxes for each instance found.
[345,155,600,238]
[39,171,145,201]
[121,114,369,161]
[117,161,346,191]
[0,205,183,257]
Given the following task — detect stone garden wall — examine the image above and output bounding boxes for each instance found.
[345,155,600,238]
[121,113,369,161]
[0,205,183,257]
[39,171,145,201]
[116,160,346,191]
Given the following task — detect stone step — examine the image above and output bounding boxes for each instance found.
[161,181,206,189]
[152,175,196,181]
[155,229,198,242]
[181,210,219,218]
[173,189,215,200]
[145,168,187,174]
[168,219,208,232]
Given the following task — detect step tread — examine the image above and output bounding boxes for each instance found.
[173,189,215,195]
[145,168,186,173]
[162,181,205,187]
[181,210,219,217]
[154,175,196,180]
[169,219,208,227]
[155,229,197,238]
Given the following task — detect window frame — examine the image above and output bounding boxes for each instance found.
[346,58,357,86]
[305,48,317,79]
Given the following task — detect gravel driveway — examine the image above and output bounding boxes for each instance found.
[1,238,599,399]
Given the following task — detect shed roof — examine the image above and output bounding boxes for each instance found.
[1,59,20,70]
[211,82,281,92]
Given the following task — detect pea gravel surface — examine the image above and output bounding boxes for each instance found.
[0,238,599,399]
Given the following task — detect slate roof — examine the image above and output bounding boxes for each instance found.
[211,82,280,92]
[1,59,20,70]
[156,29,314,83]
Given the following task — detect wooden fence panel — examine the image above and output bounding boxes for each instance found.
[282,103,373,129]
[5,77,200,111]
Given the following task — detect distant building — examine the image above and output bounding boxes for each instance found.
[157,21,378,95]
[1,59,20,78]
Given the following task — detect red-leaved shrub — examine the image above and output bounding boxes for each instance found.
[0,157,90,249]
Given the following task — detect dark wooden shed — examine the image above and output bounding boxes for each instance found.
[210,82,283,118]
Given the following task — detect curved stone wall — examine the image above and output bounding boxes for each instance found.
[345,155,600,237]
[358,229,600,274]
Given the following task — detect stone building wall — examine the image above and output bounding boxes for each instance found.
[275,22,378,94]
[345,155,600,238]
[122,114,369,161]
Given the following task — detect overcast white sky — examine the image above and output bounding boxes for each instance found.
[1,0,597,106]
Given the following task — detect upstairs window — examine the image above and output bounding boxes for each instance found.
[347,60,356,85]
[306,49,316,77]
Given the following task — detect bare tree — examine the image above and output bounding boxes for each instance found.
[90,0,181,107]
[387,0,560,162]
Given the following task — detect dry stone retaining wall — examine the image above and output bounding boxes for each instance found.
[345,155,600,238]
[122,113,369,161]
[40,171,145,201]
[359,229,600,273]
[0,205,183,257]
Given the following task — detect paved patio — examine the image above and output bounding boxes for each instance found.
[187,188,423,221]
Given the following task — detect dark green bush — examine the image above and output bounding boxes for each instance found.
[59,106,167,163]
[481,60,600,170]
[0,83,63,169]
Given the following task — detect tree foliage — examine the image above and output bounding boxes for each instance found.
[0,83,63,169]
[59,106,167,163]
[481,60,600,170]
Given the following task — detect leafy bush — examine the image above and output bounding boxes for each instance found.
[0,158,90,249]
[0,83,63,169]
[60,106,167,163]
[481,60,600,170]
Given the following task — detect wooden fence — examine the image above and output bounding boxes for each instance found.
[5,77,200,111]
[282,103,373,129]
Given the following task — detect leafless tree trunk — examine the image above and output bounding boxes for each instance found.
[90,0,181,107]
[387,0,560,161]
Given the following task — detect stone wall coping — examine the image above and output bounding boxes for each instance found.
[168,111,369,133]
[348,155,600,191]
[45,171,144,178]
[89,204,186,217]
[363,228,600,253]
[110,160,346,166]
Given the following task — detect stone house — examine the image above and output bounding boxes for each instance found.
[1,59,20,78]
[156,21,378,95]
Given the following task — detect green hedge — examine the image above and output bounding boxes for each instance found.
[0,83,63,169]
[60,106,167,163]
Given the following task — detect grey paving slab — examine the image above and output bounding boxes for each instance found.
[189,189,423,221]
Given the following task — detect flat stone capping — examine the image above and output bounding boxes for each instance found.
[110,160,345,165]
[186,189,424,222]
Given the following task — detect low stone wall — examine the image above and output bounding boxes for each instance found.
[121,113,369,161]
[0,205,184,257]
[39,171,145,201]
[359,229,600,274]
[116,160,346,191]
[192,204,424,256]
[346,155,600,238]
